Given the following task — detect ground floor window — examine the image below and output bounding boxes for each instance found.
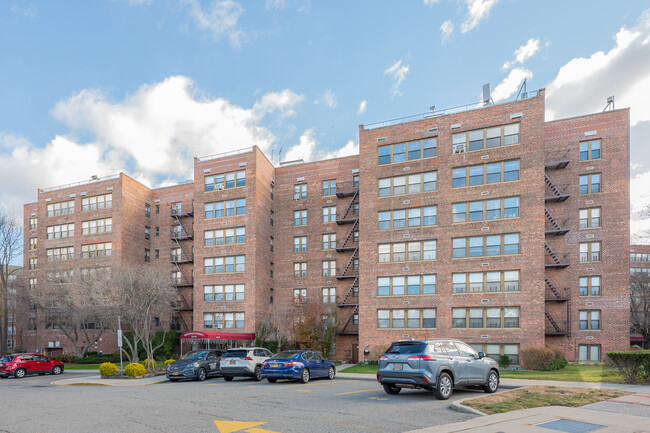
[578,344,600,362]
[469,343,520,365]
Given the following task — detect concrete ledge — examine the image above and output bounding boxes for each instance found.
[450,400,486,416]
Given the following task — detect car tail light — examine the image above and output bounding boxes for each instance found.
[219,357,225,360]
[262,363,269,368]
[407,355,437,361]
[240,356,253,360]
[285,362,299,366]
[378,355,388,360]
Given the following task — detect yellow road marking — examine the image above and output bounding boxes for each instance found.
[335,388,382,396]
[245,428,281,433]
[213,420,266,433]
[368,397,388,401]
[296,389,311,392]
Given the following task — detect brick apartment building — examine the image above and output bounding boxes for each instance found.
[22,88,630,362]
[630,244,650,347]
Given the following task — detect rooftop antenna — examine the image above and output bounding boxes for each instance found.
[277,147,283,165]
[603,95,615,112]
[482,83,493,106]
[515,79,528,100]
[91,175,99,180]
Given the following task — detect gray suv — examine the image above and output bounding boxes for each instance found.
[377,338,500,400]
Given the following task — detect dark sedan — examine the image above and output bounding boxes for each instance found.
[166,350,223,381]
[261,350,335,383]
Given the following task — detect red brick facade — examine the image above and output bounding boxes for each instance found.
[22,91,630,362]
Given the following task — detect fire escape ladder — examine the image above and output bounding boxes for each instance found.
[340,305,358,334]
[342,220,358,248]
[545,207,562,230]
[544,207,570,235]
[337,190,359,223]
[545,310,563,334]
[545,173,562,196]
[340,276,359,305]
[339,248,358,278]
[172,238,193,262]
[178,313,191,333]
[545,242,560,264]
[545,276,568,301]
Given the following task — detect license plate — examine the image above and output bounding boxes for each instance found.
[0,363,3,367]
[230,360,236,365]
[271,363,279,368]
[172,372,179,376]
[392,364,402,370]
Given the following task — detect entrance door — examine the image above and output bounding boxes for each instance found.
[351,345,359,363]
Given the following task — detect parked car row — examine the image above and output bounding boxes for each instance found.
[166,348,336,384]
[0,354,65,378]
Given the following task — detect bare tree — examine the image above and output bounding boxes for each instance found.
[89,265,177,365]
[292,301,340,358]
[29,263,105,357]
[256,307,296,351]
[631,272,650,349]
[0,207,22,352]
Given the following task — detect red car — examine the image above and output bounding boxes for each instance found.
[0,354,64,378]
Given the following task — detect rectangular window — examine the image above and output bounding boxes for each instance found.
[203,256,245,274]
[46,223,75,239]
[579,173,601,194]
[46,247,74,262]
[452,160,519,188]
[204,284,245,302]
[294,262,307,278]
[452,233,519,258]
[470,343,520,365]
[294,236,307,252]
[378,171,437,197]
[205,199,245,218]
[204,227,245,246]
[322,260,336,277]
[294,184,307,200]
[294,288,307,304]
[452,124,519,153]
[81,194,112,211]
[322,180,336,196]
[322,287,336,303]
[579,276,601,296]
[579,139,601,161]
[294,210,307,226]
[579,241,601,262]
[377,309,436,329]
[578,344,600,362]
[82,218,113,235]
[452,307,520,329]
[47,200,75,217]
[205,170,246,191]
[377,241,436,262]
[145,204,151,218]
[579,310,601,330]
[579,207,601,228]
[322,206,336,223]
[29,217,37,230]
[29,238,38,250]
[322,233,336,250]
[377,275,436,296]
[378,206,437,230]
[81,242,112,258]
[378,139,437,165]
[452,270,520,293]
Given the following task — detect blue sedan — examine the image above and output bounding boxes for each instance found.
[261,350,336,383]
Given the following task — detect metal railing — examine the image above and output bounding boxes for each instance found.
[196,147,253,162]
[40,174,120,193]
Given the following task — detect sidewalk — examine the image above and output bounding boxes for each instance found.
[51,372,168,386]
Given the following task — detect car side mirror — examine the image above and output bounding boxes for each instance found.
[478,352,485,359]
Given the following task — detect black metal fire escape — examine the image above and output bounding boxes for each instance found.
[171,204,194,333]
[335,182,359,335]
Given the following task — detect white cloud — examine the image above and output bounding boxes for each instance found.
[283,129,317,162]
[10,4,37,18]
[0,76,305,219]
[502,38,540,70]
[631,169,650,242]
[491,67,533,102]
[315,89,337,109]
[461,0,499,33]
[423,0,441,6]
[546,10,650,126]
[357,100,367,115]
[384,60,410,98]
[265,0,286,9]
[180,0,245,47]
[440,20,454,45]
[321,140,359,160]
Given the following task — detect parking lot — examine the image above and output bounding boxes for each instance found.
[0,370,497,433]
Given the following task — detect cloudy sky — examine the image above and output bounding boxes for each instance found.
[1,0,650,241]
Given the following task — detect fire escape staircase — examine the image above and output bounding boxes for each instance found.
[545,207,569,236]
[545,276,568,302]
[337,249,358,280]
[338,277,358,307]
[545,311,567,336]
[544,173,570,202]
[336,190,359,225]
[335,181,359,335]
[336,220,358,252]
[545,242,569,269]
[338,305,358,335]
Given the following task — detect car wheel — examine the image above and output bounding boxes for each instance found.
[223,375,233,381]
[300,368,310,384]
[483,370,499,393]
[383,384,401,395]
[433,372,453,400]
[267,378,277,383]
[52,365,63,375]
[14,368,26,379]
[196,368,207,381]
[253,366,262,382]
[327,367,335,380]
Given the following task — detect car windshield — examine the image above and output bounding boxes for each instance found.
[385,342,427,355]
[181,351,208,360]
[222,350,248,358]
[270,351,302,360]
[0,356,15,362]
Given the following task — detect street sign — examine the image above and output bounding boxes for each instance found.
[117,329,122,347]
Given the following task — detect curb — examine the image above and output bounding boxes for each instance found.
[450,400,487,416]
[50,379,169,387]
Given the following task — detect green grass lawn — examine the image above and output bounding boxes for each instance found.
[340,363,625,383]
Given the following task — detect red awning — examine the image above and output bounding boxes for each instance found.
[630,335,645,341]
[180,331,255,340]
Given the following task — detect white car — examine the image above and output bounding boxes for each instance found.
[220,347,274,381]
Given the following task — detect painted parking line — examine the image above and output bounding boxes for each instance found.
[368,397,388,401]
[335,388,383,396]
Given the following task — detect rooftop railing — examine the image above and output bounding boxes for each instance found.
[40,174,120,193]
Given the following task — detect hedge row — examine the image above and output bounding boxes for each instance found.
[607,351,650,384]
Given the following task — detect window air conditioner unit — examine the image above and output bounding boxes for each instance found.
[453,144,466,154]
